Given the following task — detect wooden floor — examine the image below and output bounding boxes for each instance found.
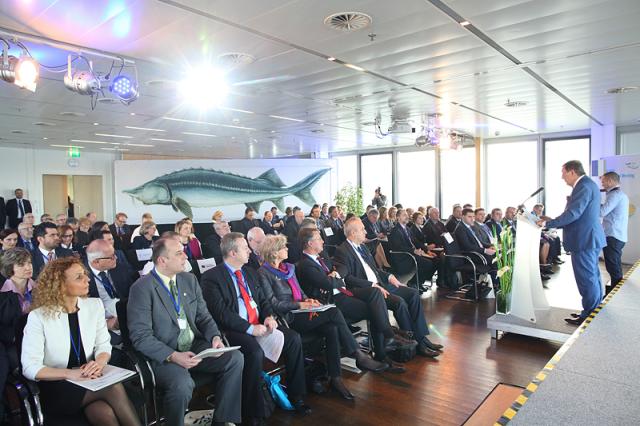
[190,257,625,426]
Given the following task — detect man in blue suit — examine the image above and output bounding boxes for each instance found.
[537,160,606,325]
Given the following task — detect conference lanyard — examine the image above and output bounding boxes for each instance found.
[151,269,181,314]
[69,327,82,366]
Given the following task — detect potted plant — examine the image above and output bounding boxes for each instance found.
[333,184,364,216]
[493,226,515,314]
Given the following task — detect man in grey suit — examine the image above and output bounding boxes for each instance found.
[127,237,244,426]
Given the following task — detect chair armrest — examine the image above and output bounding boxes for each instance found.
[461,251,488,265]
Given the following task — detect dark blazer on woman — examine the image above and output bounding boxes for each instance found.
[131,235,158,251]
[257,265,306,323]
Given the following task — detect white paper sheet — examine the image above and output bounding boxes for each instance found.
[256,328,285,363]
[290,304,336,314]
[442,232,454,244]
[193,346,241,360]
[67,365,136,392]
[136,248,152,261]
[197,258,217,274]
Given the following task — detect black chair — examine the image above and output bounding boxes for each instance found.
[441,239,493,302]
[387,250,420,289]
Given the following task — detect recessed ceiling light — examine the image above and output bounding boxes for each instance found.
[344,64,365,72]
[150,138,183,143]
[70,139,109,145]
[460,21,470,26]
[93,122,100,126]
[125,126,166,132]
[59,111,86,117]
[182,132,217,138]
[126,143,154,147]
[129,112,136,116]
[101,147,130,151]
[42,137,48,140]
[11,130,27,134]
[95,133,133,139]
[161,116,256,130]
[51,144,84,148]
[219,107,254,115]
[32,122,56,127]
[327,57,336,61]
[606,86,639,94]
[269,115,305,123]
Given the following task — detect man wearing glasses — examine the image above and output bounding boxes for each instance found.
[85,239,136,344]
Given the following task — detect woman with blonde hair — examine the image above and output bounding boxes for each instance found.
[211,210,224,223]
[21,257,140,425]
[258,235,385,400]
[175,218,203,260]
[131,221,158,250]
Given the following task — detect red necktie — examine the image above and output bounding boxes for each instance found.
[234,270,259,325]
[47,251,55,262]
[318,257,353,297]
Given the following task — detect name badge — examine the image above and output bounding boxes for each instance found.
[249,300,258,309]
[178,318,188,330]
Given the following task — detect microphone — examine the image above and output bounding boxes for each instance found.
[518,187,545,213]
[529,187,544,198]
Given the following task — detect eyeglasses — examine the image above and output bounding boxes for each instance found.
[97,254,116,261]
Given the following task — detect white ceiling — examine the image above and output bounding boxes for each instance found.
[0,0,639,158]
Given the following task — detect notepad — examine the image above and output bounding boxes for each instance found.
[67,365,136,392]
[193,346,241,360]
[291,304,336,314]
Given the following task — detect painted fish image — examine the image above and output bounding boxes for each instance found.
[123,167,330,218]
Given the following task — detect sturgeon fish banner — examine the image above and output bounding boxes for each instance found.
[114,159,337,223]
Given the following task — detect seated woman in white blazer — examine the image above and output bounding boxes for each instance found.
[21,257,140,425]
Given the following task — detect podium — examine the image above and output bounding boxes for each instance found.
[487,213,577,342]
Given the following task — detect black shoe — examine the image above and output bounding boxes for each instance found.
[416,343,439,358]
[553,258,565,265]
[292,399,312,415]
[541,274,550,281]
[422,337,443,351]
[310,377,326,394]
[355,352,388,372]
[348,324,362,333]
[242,418,267,426]
[330,377,354,400]
[564,317,583,326]
[570,312,581,318]
[379,357,406,374]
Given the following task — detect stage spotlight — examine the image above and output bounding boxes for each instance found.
[178,66,229,109]
[64,70,101,95]
[110,74,138,104]
[1,52,40,92]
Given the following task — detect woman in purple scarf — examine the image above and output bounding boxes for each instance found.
[257,235,386,400]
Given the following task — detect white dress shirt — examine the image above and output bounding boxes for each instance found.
[347,240,378,283]
[89,265,119,319]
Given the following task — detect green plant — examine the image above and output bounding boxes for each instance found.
[493,225,515,314]
[334,184,364,216]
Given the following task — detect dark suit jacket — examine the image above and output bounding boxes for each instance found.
[409,223,428,248]
[16,237,37,251]
[128,271,221,364]
[87,261,136,299]
[109,224,131,251]
[6,198,32,228]
[332,241,390,290]
[203,233,223,265]
[454,223,490,254]
[32,246,74,278]
[445,216,461,234]
[200,264,275,334]
[236,218,260,236]
[485,219,503,238]
[363,218,382,241]
[247,250,262,270]
[0,197,5,229]
[296,254,344,303]
[387,224,420,273]
[259,220,276,235]
[423,219,447,246]
[472,223,492,247]
[546,176,606,252]
[283,220,301,242]
[131,236,157,251]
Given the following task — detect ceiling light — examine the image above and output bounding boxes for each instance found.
[218,106,254,114]
[606,86,638,94]
[125,126,165,132]
[109,74,138,104]
[344,64,365,72]
[327,57,336,61]
[100,147,130,151]
[42,137,48,140]
[150,138,183,143]
[161,116,256,130]
[178,66,229,109]
[64,65,101,96]
[269,115,305,123]
[95,133,133,139]
[0,47,40,92]
[130,112,136,116]
[182,132,217,138]
[93,122,100,126]
[460,21,470,26]
[125,143,154,147]
[70,139,109,144]
[51,144,84,148]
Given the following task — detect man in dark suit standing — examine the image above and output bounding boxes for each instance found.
[201,232,310,422]
[31,222,74,278]
[6,189,32,229]
[333,218,443,358]
[109,212,131,251]
[296,228,399,369]
[128,237,243,426]
[537,160,607,325]
[445,204,462,234]
[0,196,5,229]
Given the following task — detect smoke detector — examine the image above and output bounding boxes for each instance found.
[324,12,372,32]
[606,86,638,94]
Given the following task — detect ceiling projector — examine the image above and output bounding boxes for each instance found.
[388,120,415,134]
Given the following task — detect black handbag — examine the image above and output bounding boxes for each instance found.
[260,375,276,418]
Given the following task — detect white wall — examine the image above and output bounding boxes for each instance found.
[0,147,117,223]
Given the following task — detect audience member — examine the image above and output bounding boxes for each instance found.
[485,208,503,237]
[32,222,73,278]
[454,208,497,287]
[211,210,224,224]
[246,227,266,270]
[237,207,260,236]
[22,257,140,425]
[55,213,67,226]
[6,189,32,229]
[1,248,35,313]
[200,232,310,421]
[0,229,18,253]
[109,212,131,251]
[127,238,243,426]
[22,213,35,227]
[58,224,84,258]
[40,214,53,224]
[86,211,98,225]
[445,204,462,233]
[422,207,447,247]
[378,207,392,234]
[372,187,387,209]
[320,203,329,221]
[16,222,36,252]
[76,217,92,246]
[204,221,230,264]
[0,195,4,230]
[176,219,203,261]
[260,210,276,235]
[131,221,159,250]
[502,207,517,237]
[472,209,493,246]
[130,213,159,243]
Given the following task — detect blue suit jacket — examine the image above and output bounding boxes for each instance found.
[546,176,606,252]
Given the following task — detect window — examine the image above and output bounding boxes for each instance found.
[485,140,538,211]
[397,150,436,209]
[440,147,476,212]
[619,130,640,155]
[333,155,358,193]
[544,137,590,216]
[360,153,393,208]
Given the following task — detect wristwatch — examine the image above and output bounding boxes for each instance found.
[165,353,173,363]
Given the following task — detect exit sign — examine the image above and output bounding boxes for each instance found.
[67,147,81,158]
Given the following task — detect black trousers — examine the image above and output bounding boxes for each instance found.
[383,284,429,345]
[224,326,305,418]
[291,307,357,377]
[334,287,393,359]
[603,236,625,286]
[0,342,18,420]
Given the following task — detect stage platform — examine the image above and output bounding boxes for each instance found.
[487,307,579,342]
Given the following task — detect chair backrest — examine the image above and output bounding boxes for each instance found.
[115,298,132,348]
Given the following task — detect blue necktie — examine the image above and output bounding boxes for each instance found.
[357,245,371,261]
[99,271,118,299]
